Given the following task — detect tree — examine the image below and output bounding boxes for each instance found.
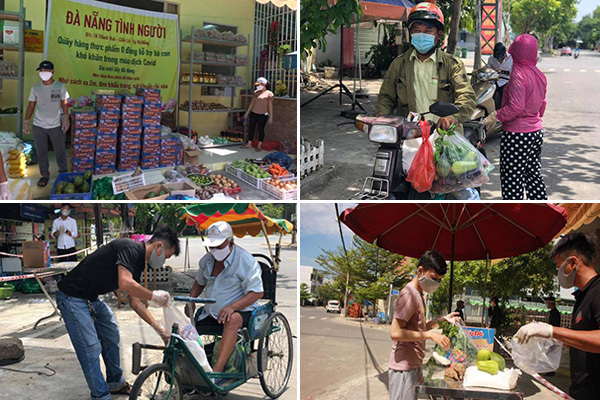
[261,204,284,219]
[133,204,187,234]
[300,0,363,58]
[300,283,311,305]
[577,7,600,49]
[315,235,413,312]
[428,244,557,335]
[317,281,343,305]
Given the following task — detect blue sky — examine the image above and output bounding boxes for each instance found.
[576,0,598,21]
[299,203,356,269]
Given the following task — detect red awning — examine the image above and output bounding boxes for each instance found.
[359,0,415,22]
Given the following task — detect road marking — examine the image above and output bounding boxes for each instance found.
[321,317,328,320]
[564,69,571,72]
[548,68,555,72]
[580,69,587,72]
[308,316,316,319]
[596,70,600,73]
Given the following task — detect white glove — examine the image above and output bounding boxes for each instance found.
[23,119,31,135]
[514,321,553,344]
[61,114,70,132]
[441,312,461,325]
[151,290,170,307]
[0,181,9,200]
[151,321,170,345]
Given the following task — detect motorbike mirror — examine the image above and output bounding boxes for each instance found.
[429,101,459,117]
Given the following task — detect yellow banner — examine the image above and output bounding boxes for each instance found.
[25,29,44,53]
[45,0,179,106]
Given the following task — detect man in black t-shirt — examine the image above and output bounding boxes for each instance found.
[55,226,180,399]
[516,233,600,400]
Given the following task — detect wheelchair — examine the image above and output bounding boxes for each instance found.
[129,254,293,399]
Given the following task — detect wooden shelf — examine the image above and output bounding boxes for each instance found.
[182,60,246,68]
[182,37,247,47]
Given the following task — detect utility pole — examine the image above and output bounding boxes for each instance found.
[334,203,351,317]
[474,0,482,70]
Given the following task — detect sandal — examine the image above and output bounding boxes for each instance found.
[110,382,131,395]
[255,147,262,152]
[37,176,49,187]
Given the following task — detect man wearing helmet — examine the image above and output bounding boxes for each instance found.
[376,2,475,133]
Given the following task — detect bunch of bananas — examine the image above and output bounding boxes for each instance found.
[6,149,26,178]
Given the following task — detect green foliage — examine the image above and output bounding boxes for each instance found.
[300,0,363,58]
[437,0,477,33]
[577,7,600,49]
[134,204,160,234]
[317,281,343,304]
[300,283,311,301]
[133,204,186,234]
[261,204,284,219]
[315,235,412,305]
[429,244,557,335]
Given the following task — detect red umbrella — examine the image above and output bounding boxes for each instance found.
[340,203,568,312]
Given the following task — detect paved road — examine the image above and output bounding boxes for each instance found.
[301,50,600,200]
[0,235,297,400]
[300,306,392,399]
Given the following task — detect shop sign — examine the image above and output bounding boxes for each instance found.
[20,204,48,222]
[45,0,179,104]
[25,29,44,53]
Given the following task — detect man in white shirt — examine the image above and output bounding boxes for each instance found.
[185,221,263,374]
[24,60,70,187]
[487,42,513,110]
[52,203,78,262]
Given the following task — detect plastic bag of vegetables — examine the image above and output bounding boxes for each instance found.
[430,125,494,194]
[434,321,479,365]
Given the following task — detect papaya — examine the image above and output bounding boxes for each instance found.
[490,352,506,371]
[477,360,499,375]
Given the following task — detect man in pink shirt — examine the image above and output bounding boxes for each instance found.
[389,250,460,400]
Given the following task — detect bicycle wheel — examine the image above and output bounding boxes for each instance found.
[129,363,183,400]
[258,312,293,398]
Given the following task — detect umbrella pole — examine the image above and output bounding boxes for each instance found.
[335,203,351,317]
[482,256,489,325]
[260,219,276,271]
[448,232,455,314]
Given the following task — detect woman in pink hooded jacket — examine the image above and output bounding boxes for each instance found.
[496,34,548,200]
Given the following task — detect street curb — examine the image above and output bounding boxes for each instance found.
[300,165,338,196]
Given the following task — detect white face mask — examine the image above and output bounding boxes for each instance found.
[39,71,53,81]
[210,241,232,262]
[418,271,441,293]
[148,244,166,269]
[256,85,265,91]
[557,256,578,289]
[61,209,69,217]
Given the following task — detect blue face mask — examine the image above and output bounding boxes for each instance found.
[412,33,436,54]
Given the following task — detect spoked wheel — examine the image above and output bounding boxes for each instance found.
[258,312,293,398]
[129,363,183,400]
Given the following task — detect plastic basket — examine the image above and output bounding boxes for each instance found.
[238,169,270,189]
[225,163,241,178]
[262,163,294,179]
[261,177,297,200]
[50,172,93,200]
[0,284,13,300]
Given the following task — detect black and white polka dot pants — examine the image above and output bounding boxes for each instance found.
[500,130,547,200]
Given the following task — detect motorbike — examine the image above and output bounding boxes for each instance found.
[348,101,471,200]
[574,50,579,59]
[466,67,507,151]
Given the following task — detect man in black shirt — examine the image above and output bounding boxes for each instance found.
[546,296,561,328]
[488,297,502,330]
[455,300,465,322]
[55,226,180,400]
[515,233,600,400]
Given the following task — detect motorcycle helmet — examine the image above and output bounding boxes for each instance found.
[493,42,507,59]
[407,2,445,33]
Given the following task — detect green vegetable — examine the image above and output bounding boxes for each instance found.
[145,191,156,199]
[73,176,84,188]
[158,190,167,196]
[188,174,214,187]
[64,183,76,194]
[81,182,90,193]
[477,349,491,362]
[451,161,477,175]
[490,352,505,371]
[83,171,92,180]
[477,360,499,375]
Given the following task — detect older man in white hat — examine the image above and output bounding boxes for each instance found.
[185,221,263,374]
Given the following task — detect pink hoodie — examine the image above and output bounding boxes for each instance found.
[496,34,547,133]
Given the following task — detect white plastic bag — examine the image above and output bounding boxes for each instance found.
[463,366,520,390]
[163,303,213,372]
[510,337,562,374]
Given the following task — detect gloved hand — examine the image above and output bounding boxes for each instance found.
[0,181,9,200]
[151,290,170,307]
[514,321,553,344]
[23,119,31,135]
[151,321,170,345]
[61,114,70,132]
[482,111,498,132]
[441,312,461,325]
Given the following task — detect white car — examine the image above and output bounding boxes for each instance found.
[326,300,341,313]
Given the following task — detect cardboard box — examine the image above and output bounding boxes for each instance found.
[164,181,196,198]
[22,241,51,269]
[462,326,495,353]
[125,184,170,200]
[184,150,202,165]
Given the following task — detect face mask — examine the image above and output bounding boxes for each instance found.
[211,241,231,262]
[61,209,69,217]
[418,272,441,293]
[411,33,436,54]
[558,257,578,289]
[256,85,265,91]
[148,244,166,269]
[39,71,53,81]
